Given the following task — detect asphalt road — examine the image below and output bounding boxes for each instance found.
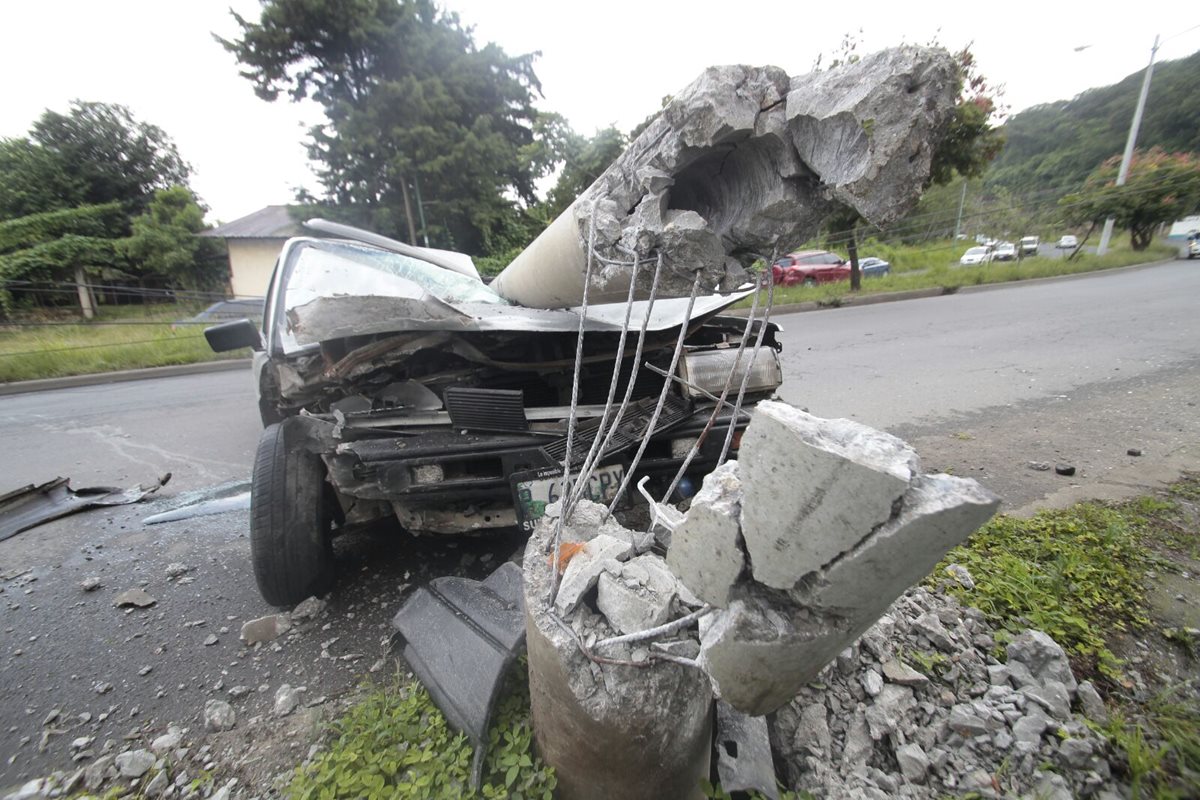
[775,259,1200,429]
[1,258,1198,787]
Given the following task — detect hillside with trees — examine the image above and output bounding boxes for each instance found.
[986,49,1200,195]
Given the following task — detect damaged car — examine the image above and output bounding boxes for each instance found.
[205,222,783,606]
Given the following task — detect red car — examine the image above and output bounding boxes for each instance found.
[771,250,849,286]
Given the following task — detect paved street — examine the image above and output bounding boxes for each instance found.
[1,258,1198,786]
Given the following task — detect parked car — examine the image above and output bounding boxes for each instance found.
[1186,233,1199,259]
[1019,236,1039,256]
[858,257,891,277]
[1056,235,1079,249]
[993,242,1017,262]
[205,222,784,605]
[959,246,992,266]
[772,250,849,286]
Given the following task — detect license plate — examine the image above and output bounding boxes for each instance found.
[511,463,627,532]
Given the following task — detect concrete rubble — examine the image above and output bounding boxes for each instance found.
[522,398,999,795]
[771,586,1118,799]
[491,46,959,308]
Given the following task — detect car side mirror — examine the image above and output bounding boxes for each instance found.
[204,319,263,352]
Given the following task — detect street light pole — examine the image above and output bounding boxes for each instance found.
[1097,34,1160,255]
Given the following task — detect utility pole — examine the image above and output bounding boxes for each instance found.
[1097,34,1160,255]
[413,174,430,248]
[953,179,967,240]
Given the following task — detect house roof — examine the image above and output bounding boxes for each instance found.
[201,205,302,239]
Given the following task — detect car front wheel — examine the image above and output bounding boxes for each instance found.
[250,420,336,606]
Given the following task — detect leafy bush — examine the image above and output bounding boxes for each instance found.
[0,202,126,254]
[288,669,555,800]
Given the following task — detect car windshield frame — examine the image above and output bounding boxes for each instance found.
[266,237,508,356]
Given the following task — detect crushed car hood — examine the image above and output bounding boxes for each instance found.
[286,290,756,346]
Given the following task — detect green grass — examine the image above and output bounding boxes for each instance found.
[932,478,1200,798]
[746,236,1178,309]
[287,665,556,800]
[0,303,238,383]
[935,502,1157,678]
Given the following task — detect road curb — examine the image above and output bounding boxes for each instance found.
[0,358,252,397]
[728,257,1178,318]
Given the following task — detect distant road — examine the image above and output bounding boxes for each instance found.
[774,259,1200,429]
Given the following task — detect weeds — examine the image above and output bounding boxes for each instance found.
[935,502,1156,678]
[287,666,555,800]
[0,302,240,382]
[935,478,1200,797]
[1103,683,1200,799]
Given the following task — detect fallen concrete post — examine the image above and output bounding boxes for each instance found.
[491,47,958,308]
[680,402,999,715]
[523,502,713,799]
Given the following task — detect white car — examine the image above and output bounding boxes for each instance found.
[1057,235,1079,249]
[960,246,992,266]
[1019,236,1039,256]
[993,242,1017,261]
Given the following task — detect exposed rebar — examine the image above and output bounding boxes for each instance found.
[563,249,663,519]
[659,272,762,503]
[602,272,702,522]
[548,207,599,605]
[716,267,776,466]
[593,605,713,649]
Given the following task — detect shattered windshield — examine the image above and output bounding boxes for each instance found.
[285,240,507,309]
[278,240,509,352]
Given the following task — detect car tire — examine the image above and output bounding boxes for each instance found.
[250,420,335,607]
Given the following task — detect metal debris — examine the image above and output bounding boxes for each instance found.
[0,474,170,541]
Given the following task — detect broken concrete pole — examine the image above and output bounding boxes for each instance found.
[666,462,746,606]
[810,474,1000,614]
[699,472,998,715]
[491,47,957,308]
[690,401,998,716]
[524,517,712,799]
[738,401,919,590]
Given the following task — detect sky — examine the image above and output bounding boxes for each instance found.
[2,1,1196,224]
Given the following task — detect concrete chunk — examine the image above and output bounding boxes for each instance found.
[810,474,999,613]
[666,462,745,606]
[240,613,292,645]
[698,591,854,715]
[739,402,919,589]
[595,573,673,635]
[553,534,634,615]
[700,466,997,716]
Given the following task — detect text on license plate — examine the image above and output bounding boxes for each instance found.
[513,464,627,532]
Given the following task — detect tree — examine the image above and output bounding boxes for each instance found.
[0,138,85,219]
[121,187,228,291]
[541,125,628,221]
[220,0,555,255]
[1061,147,1200,250]
[18,101,191,216]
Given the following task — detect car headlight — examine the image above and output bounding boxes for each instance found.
[678,347,782,399]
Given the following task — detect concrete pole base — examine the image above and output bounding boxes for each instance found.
[523,533,713,799]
